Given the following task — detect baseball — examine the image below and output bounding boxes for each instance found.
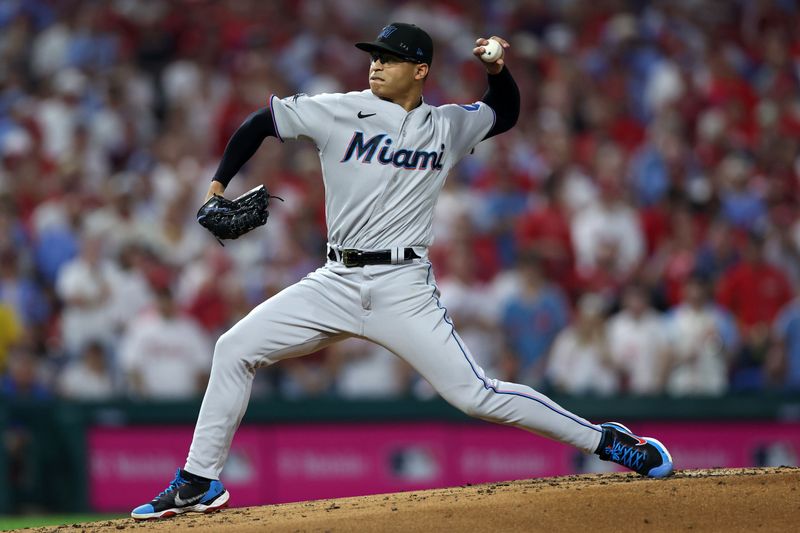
[480,38,503,63]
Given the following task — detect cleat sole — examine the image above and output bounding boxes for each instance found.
[131,491,230,520]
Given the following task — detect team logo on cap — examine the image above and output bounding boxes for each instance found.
[378,25,397,39]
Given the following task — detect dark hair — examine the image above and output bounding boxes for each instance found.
[154,285,174,300]
[686,271,711,287]
[516,250,543,270]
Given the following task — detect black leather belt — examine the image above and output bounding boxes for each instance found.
[327,247,420,267]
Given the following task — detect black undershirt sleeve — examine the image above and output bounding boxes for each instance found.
[481,67,520,139]
[211,107,277,187]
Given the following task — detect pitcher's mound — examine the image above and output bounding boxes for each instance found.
[24,467,799,532]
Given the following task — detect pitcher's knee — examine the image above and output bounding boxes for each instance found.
[214,330,239,358]
[446,387,493,419]
[213,330,257,370]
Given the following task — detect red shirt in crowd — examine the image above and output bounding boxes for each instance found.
[516,202,573,281]
[716,261,793,331]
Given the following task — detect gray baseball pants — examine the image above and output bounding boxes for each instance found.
[185,259,602,479]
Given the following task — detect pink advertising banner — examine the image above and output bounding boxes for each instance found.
[88,421,800,511]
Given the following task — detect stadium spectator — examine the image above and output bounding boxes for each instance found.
[762,204,800,288]
[573,239,628,308]
[472,150,531,269]
[0,302,22,372]
[570,170,645,280]
[31,189,83,286]
[35,68,88,160]
[515,172,574,287]
[500,252,569,386]
[717,231,792,389]
[0,245,49,330]
[768,298,800,391]
[438,245,504,379]
[108,242,155,328]
[57,339,115,401]
[328,338,409,400]
[716,154,766,232]
[81,176,150,256]
[119,286,211,399]
[694,219,740,284]
[629,124,701,209]
[546,293,619,396]
[430,211,501,283]
[144,191,207,267]
[607,284,670,395]
[535,112,596,217]
[0,198,28,252]
[665,275,739,396]
[432,171,481,250]
[54,232,121,357]
[275,354,333,400]
[0,348,50,400]
[644,203,702,308]
[179,247,237,335]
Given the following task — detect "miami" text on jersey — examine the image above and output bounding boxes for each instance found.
[340,132,445,170]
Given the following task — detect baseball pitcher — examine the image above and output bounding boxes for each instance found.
[132,23,673,520]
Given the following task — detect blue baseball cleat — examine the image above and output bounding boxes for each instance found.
[131,468,230,520]
[596,422,674,479]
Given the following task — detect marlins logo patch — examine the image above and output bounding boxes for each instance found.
[378,25,398,39]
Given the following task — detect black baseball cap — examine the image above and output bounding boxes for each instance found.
[356,22,433,65]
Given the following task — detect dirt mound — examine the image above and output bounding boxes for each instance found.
[21,467,799,532]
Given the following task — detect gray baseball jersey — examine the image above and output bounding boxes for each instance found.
[184,88,603,481]
[269,90,494,249]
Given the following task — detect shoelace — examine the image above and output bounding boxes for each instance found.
[607,440,646,471]
[157,469,187,498]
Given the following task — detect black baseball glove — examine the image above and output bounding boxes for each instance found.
[196,185,281,244]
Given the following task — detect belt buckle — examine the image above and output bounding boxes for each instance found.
[342,249,360,267]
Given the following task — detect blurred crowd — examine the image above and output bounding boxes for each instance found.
[1,0,800,403]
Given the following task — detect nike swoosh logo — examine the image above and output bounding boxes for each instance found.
[357,111,376,119]
[174,493,205,507]
[635,437,648,446]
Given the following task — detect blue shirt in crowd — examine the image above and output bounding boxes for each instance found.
[774,300,800,390]
[501,284,569,374]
